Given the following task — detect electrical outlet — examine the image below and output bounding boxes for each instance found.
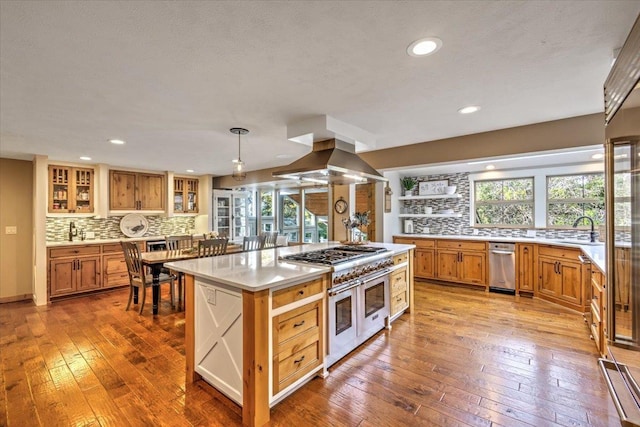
[85,231,95,239]
[5,226,17,235]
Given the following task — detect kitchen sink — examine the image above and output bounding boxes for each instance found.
[552,239,604,246]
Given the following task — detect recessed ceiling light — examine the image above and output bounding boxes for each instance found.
[186,169,195,173]
[485,165,495,170]
[109,139,125,145]
[458,106,480,114]
[79,156,91,161]
[407,37,443,57]
[591,153,604,160]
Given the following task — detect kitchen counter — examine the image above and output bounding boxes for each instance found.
[46,235,167,246]
[394,233,609,273]
[165,241,414,292]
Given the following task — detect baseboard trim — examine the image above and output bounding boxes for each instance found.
[0,294,33,304]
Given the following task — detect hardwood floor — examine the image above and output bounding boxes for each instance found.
[0,281,619,426]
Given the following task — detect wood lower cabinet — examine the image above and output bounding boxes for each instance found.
[110,170,165,211]
[537,245,586,311]
[392,237,434,279]
[435,240,487,287]
[516,243,535,294]
[271,282,324,395]
[48,242,134,299]
[390,265,408,318]
[589,266,607,356]
[49,245,101,296]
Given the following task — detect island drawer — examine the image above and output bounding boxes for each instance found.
[538,245,581,260]
[393,252,409,265]
[391,289,408,314]
[49,245,101,258]
[274,301,321,345]
[272,278,323,309]
[390,269,407,294]
[274,341,321,393]
[437,240,486,251]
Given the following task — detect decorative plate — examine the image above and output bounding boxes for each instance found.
[120,213,149,238]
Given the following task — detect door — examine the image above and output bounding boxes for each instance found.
[559,260,582,305]
[415,248,435,278]
[50,258,76,295]
[539,257,561,297]
[517,244,535,292]
[459,251,486,285]
[138,173,164,210]
[233,194,249,239]
[436,250,459,281]
[327,286,358,366]
[110,170,137,210]
[76,256,101,291]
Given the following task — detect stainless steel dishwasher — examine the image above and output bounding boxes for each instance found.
[488,242,516,293]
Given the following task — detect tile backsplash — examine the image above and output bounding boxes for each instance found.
[403,172,629,242]
[46,216,196,242]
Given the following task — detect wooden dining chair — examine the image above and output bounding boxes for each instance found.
[164,235,193,310]
[242,235,265,252]
[198,238,228,257]
[121,241,175,314]
[260,231,279,248]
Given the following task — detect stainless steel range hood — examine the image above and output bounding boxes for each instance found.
[272,138,387,185]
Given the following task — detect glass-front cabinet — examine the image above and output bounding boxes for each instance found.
[174,177,198,213]
[212,190,249,241]
[48,165,94,214]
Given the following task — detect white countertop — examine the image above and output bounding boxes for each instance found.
[394,233,609,273]
[164,242,413,292]
[46,235,168,246]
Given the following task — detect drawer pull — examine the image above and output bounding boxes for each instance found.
[293,320,305,328]
[294,355,305,364]
[74,250,79,254]
[396,296,402,302]
[298,290,305,295]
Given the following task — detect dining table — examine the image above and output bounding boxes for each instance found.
[138,244,243,314]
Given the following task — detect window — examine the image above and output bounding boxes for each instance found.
[547,173,605,227]
[474,178,534,226]
[613,172,631,227]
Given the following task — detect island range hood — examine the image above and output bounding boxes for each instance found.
[272,116,387,185]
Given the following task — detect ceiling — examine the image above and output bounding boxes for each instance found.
[1,1,639,177]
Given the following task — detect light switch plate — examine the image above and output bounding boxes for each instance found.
[5,226,17,235]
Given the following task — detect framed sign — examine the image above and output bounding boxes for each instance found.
[418,180,448,195]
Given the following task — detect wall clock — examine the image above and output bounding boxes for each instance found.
[334,197,348,214]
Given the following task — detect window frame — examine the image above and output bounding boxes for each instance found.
[473,177,535,228]
[545,172,605,228]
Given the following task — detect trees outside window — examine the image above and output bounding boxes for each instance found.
[547,173,605,227]
[474,178,534,226]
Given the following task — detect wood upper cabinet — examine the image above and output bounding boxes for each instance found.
[48,165,94,213]
[516,243,535,294]
[110,170,165,211]
[174,177,198,213]
[537,245,585,311]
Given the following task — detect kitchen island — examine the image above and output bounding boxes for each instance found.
[165,242,415,427]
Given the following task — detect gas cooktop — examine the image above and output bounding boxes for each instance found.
[280,245,388,266]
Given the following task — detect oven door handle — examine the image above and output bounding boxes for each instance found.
[328,282,361,297]
[360,269,391,284]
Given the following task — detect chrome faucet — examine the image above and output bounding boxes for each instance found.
[572,216,596,243]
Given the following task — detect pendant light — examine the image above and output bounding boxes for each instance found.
[230,127,248,181]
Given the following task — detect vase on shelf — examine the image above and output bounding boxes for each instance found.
[404,190,414,197]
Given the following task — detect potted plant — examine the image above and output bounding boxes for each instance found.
[400,177,418,196]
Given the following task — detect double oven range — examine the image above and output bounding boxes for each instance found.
[281,245,394,367]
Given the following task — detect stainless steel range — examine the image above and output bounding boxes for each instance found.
[280,245,394,367]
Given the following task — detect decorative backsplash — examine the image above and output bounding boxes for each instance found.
[46,216,196,242]
[403,172,629,242]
